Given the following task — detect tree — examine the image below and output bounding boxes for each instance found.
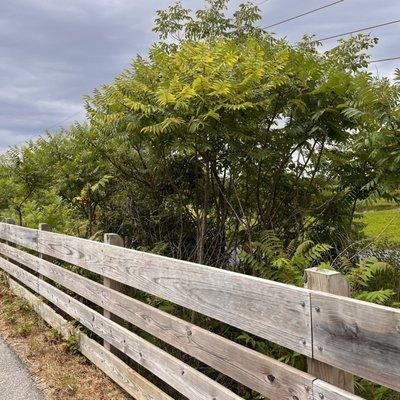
[0,143,47,225]
[1,0,397,265]
[85,22,387,265]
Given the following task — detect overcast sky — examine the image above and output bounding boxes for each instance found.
[0,0,399,151]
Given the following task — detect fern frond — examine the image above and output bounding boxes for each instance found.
[346,257,392,289]
[355,289,395,305]
[259,230,285,257]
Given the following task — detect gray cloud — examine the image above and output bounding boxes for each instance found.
[0,0,399,150]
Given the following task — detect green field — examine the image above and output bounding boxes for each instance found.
[360,208,400,245]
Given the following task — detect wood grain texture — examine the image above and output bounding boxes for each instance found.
[0,243,313,399]
[8,278,173,400]
[305,268,353,393]
[0,223,37,250]
[311,291,400,391]
[2,223,399,393]
[0,222,312,355]
[34,229,312,355]
[8,276,367,400]
[305,268,350,297]
[9,278,75,339]
[312,380,365,400]
[0,257,243,400]
[3,219,16,263]
[38,223,52,282]
[79,334,173,400]
[103,233,126,354]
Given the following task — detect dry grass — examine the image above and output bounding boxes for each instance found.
[0,274,131,400]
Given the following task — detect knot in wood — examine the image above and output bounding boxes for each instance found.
[344,322,359,339]
[266,374,275,383]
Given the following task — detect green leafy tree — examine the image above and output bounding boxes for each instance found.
[0,143,47,225]
[85,24,389,264]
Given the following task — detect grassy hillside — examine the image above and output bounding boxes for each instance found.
[358,202,400,246]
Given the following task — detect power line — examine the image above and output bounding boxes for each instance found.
[318,19,400,41]
[256,0,268,6]
[368,56,400,64]
[262,0,344,29]
[44,109,85,132]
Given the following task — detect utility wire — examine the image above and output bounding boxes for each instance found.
[262,0,344,29]
[256,0,268,6]
[368,56,400,64]
[44,109,85,132]
[318,19,400,41]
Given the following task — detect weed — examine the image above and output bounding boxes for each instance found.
[27,340,43,358]
[0,272,8,288]
[64,334,80,354]
[17,318,34,337]
[62,374,77,395]
[46,328,62,343]
[1,297,33,323]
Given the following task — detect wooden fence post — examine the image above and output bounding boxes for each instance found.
[38,223,52,281]
[4,218,15,262]
[103,233,125,354]
[305,267,354,393]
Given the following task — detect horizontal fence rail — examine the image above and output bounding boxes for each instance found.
[7,277,364,400]
[0,242,313,399]
[0,257,242,400]
[0,222,399,398]
[8,279,173,400]
[0,223,313,355]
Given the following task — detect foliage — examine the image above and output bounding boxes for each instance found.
[153,0,263,47]
[344,257,396,306]
[239,231,332,285]
[0,143,48,226]
[360,208,400,246]
[64,333,81,355]
[240,231,398,306]
[239,233,398,398]
[1,2,396,260]
[357,379,400,400]
[0,1,399,399]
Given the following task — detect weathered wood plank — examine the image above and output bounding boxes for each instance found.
[312,380,364,400]
[0,257,243,400]
[103,233,126,354]
[38,223,52,282]
[0,223,38,250]
[9,278,75,339]
[1,223,399,393]
[8,278,173,400]
[0,243,313,399]
[311,291,400,391]
[0,222,312,355]
[79,334,173,400]
[33,228,312,355]
[3,219,16,263]
[305,268,353,393]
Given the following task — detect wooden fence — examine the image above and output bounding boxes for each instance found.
[0,221,399,400]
